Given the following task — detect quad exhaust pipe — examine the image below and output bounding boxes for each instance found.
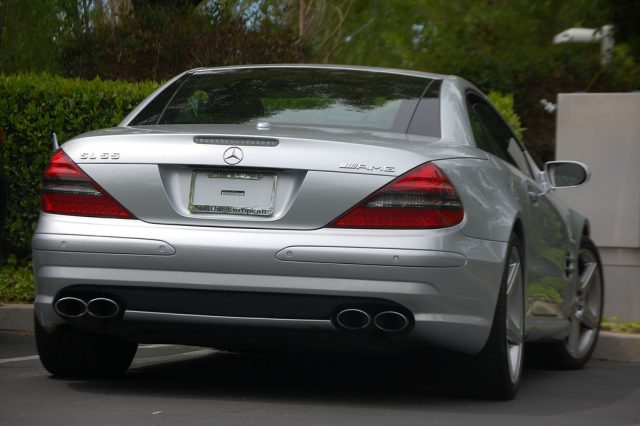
[335,308,409,332]
[86,298,120,319]
[374,311,409,332]
[55,298,408,331]
[54,297,120,319]
[336,309,371,330]
[54,297,87,318]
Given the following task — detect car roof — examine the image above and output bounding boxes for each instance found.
[188,63,453,81]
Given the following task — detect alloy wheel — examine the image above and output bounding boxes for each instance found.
[565,248,602,358]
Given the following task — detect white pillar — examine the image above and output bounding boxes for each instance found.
[555,93,640,321]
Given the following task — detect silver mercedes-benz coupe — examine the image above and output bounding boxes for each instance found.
[33,65,603,399]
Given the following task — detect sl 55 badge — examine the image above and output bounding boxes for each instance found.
[80,152,120,160]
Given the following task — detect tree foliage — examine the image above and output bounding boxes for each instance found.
[0,0,307,82]
[57,1,306,81]
[294,0,639,162]
[0,0,60,74]
[0,0,639,160]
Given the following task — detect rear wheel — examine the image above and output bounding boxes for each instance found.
[436,235,524,399]
[473,235,525,399]
[35,316,137,377]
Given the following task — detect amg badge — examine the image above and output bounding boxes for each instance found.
[339,162,395,173]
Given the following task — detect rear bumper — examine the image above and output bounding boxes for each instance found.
[32,213,508,354]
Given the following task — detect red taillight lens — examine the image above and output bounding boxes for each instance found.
[329,162,463,229]
[42,150,134,219]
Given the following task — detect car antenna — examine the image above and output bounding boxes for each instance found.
[52,133,59,151]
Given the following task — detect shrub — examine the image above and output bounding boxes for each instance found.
[0,74,158,259]
[0,255,34,303]
[488,91,524,141]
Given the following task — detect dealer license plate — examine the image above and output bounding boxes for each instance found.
[188,170,276,216]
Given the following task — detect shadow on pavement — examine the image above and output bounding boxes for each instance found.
[64,349,640,414]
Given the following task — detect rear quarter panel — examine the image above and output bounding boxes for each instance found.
[434,157,521,244]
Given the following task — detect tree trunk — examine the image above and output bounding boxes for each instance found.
[299,0,305,39]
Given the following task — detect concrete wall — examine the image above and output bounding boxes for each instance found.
[555,93,640,321]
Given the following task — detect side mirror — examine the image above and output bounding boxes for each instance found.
[544,161,590,188]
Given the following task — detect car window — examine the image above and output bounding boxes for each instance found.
[130,75,190,125]
[468,96,531,177]
[466,101,494,154]
[130,68,440,136]
[407,79,442,138]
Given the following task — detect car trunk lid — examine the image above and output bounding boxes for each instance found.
[61,125,481,230]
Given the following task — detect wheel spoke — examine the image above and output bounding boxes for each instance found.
[567,316,581,355]
[507,326,523,346]
[579,262,597,294]
[506,257,520,295]
[581,308,599,330]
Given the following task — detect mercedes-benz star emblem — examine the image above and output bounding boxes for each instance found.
[223,147,244,165]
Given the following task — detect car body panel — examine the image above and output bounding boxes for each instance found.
[33,212,507,354]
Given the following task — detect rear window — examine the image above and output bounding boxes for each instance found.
[129,68,438,135]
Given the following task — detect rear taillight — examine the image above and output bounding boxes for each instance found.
[329,162,463,229]
[42,150,134,219]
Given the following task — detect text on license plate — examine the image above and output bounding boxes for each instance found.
[189,170,276,216]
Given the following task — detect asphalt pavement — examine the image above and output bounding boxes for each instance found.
[1,307,640,426]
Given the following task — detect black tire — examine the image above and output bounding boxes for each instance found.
[533,236,603,370]
[472,234,525,399]
[35,315,138,377]
[434,235,525,400]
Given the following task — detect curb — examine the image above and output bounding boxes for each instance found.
[1,304,639,363]
[592,332,640,363]
[0,303,34,333]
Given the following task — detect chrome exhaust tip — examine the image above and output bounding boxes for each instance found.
[86,298,120,319]
[374,311,409,332]
[336,309,371,330]
[54,297,87,318]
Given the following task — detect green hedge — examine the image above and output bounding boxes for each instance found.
[0,74,158,260]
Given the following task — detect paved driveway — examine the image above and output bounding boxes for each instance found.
[1,321,640,426]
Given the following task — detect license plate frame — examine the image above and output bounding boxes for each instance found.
[188,170,277,216]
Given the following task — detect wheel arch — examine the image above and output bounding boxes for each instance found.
[582,219,591,238]
[484,215,526,344]
[567,208,590,247]
[511,215,528,281]
[511,217,525,247]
